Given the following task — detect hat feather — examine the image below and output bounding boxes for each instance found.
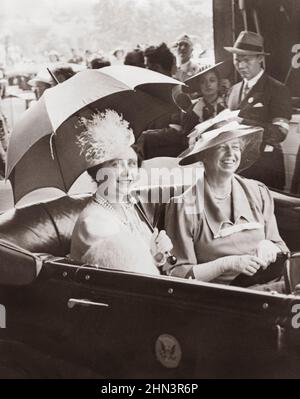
[76,109,135,166]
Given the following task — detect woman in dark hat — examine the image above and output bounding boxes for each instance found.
[139,62,228,160]
[181,62,228,137]
[165,120,288,286]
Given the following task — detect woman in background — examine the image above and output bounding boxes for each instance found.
[181,63,228,136]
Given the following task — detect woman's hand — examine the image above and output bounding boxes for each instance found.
[256,240,281,268]
[150,228,173,264]
[222,255,267,276]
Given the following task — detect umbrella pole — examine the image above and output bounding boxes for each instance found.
[50,136,68,193]
[134,202,177,267]
[47,68,59,85]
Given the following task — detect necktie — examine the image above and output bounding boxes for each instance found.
[202,100,226,121]
[242,82,250,101]
[202,101,215,121]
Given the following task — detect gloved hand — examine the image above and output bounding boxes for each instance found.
[256,240,281,268]
[221,255,267,276]
[150,228,173,265]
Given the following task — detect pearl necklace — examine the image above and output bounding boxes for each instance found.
[208,184,232,202]
[213,192,231,201]
[93,194,141,232]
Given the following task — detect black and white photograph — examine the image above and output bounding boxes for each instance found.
[0,0,300,382]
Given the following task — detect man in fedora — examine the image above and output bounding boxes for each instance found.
[225,30,292,190]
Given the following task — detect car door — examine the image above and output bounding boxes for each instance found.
[1,258,299,379]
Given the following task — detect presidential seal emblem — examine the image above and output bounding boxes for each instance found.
[155,334,182,368]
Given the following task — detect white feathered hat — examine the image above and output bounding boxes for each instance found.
[76,109,135,168]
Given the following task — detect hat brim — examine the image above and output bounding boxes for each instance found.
[224,46,270,56]
[28,78,52,87]
[179,124,263,171]
[184,60,231,92]
[185,61,224,82]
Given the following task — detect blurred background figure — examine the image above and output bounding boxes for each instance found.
[144,43,176,77]
[0,63,9,179]
[124,49,145,68]
[111,48,125,65]
[68,48,84,64]
[173,33,201,82]
[28,72,54,100]
[28,64,79,99]
[51,66,76,82]
[90,57,111,69]
[0,101,9,179]
[0,64,7,99]
[84,49,94,68]
[48,50,60,63]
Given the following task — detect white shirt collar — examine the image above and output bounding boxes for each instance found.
[179,60,191,71]
[244,69,264,89]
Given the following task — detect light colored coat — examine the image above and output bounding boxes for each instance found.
[70,199,159,276]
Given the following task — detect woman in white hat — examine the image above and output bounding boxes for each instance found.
[70,109,173,275]
[28,73,54,100]
[165,120,289,286]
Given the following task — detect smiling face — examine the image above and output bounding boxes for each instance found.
[233,53,263,80]
[203,139,242,178]
[96,147,138,200]
[199,71,219,101]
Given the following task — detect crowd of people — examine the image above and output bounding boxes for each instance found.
[0,30,295,293]
[0,33,212,178]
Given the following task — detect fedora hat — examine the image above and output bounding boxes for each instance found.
[224,31,270,56]
[179,120,263,171]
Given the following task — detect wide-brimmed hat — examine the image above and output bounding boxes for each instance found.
[179,120,263,171]
[184,61,230,92]
[224,31,270,56]
[28,72,54,87]
[76,109,135,168]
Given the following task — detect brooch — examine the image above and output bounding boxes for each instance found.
[248,97,254,104]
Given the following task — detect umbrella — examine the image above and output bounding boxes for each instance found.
[6,65,183,204]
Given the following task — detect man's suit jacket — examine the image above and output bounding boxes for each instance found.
[228,72,292,190]
[228,72,292,145]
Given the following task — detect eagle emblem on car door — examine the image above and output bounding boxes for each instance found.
[155,334,182,368]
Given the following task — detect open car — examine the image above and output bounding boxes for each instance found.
[2,0,300,380]
[0,185,300,379]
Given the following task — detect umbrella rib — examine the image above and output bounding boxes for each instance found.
[51,135,68,192]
